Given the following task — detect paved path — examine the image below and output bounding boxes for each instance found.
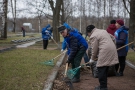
[16,39,42,48]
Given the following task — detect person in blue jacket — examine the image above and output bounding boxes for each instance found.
[114,19,128,76]
[61,39,70,55]
[60,23,71,55]
[61,23,89,64]
[41,24,53,49]
[58,25,88,83]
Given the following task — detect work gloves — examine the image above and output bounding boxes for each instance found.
[61,49,64,53]
[89,59,94,64]
[45,30,49,33]
[51,36,53,39]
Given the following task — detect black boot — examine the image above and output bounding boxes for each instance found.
[115,72,123,77]
[95,86,100,90]
[115,72,120,76]
[119,72,123,76]
[95,86,108,90]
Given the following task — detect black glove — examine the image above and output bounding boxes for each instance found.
[66,59,71,66]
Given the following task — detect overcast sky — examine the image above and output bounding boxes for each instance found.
[7,0,77,18]
[5,0,129,18]
[7,0,38,18]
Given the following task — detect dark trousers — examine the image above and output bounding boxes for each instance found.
[43,40,48,49]
[97,66,109,88]
[71,50,86,79]
[83,52,89,63]
[23,31,25,37]
[115,56,126,74]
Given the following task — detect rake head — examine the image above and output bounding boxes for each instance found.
[67,66,81,79]
[41,59,54,66]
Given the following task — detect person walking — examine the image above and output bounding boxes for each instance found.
[106,20,117,36]
[114,19,128,76]
[41,24,52,49]
[21,27,25,37]
[58,24,88,83]
[86,25,118,90]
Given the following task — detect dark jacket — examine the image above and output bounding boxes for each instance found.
[64,29,88,61]
[114,26,128,56]
[21,27,25,32]
[107,24,117,36]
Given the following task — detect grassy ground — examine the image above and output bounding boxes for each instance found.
[127,51,135,65]
[0,47,60,90]
[0,33,41,49]
[28,40,62,49]
[0,33,41,43]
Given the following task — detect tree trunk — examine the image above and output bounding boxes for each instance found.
[129,0,135,46]
[14,0,16,32]
[53,10,60,43]
[103,0,106,29]
[48,0,62,43]
[38,18,41,33]
[1,0,8,38]
[61,0,65,24]
[10,0,16,33]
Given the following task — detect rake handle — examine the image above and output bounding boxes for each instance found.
[53,50,67,60]
[117,41,134,51]
[84,41,134,66]
[66,42,134,79]
[64,63,68,77]
[47,33,59,47]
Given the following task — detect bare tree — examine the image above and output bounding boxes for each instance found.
[123,0,135,47]
[10,0,16,32]
[60,0,65,24]
[79,0,82,32]
[96,0,102,28]
[63,0,78,27]
[103,0,106,29]
[116,0,123,19]
[48,0,63,42]
[0,0,8,39]
[26,0,49,33]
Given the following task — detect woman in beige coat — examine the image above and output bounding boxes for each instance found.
[86,25,119,90]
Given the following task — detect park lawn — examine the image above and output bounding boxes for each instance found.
[127,51,135,65]
[28,40,60,49]
[0,48,60,90]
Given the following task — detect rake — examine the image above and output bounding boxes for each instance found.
[63,63,75,90]
[47,33,60,48]
[66,42,134,79]
[41,50,67,66]
[66,63,88,79]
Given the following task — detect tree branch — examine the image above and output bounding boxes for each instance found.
[122,0,130,14]
[35,8,53,19]
[48,0,54,11]
[128,0,130,3]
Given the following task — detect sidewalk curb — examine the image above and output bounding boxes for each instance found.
[43,52,66,90]
[126,60,135,70]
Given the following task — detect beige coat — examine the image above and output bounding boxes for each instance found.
[89,28,119,67]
